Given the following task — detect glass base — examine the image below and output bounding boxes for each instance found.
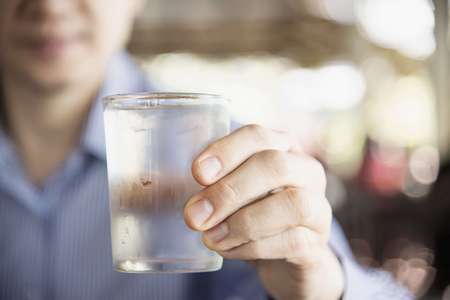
[115,257,223,273]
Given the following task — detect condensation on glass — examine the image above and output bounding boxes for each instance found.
[103,93,230,273]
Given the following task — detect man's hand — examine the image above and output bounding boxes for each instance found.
[184,125,344,300]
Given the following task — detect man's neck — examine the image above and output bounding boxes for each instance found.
[1,73,102,186]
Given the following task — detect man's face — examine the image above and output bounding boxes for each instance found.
[0,0,142,89]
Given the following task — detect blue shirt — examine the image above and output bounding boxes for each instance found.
[0,52,412,300]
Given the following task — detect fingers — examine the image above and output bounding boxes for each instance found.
[184,124,332,271]
[184,150,326,231]
[191,124,293,185]
[217,227,325,264]
[202,188,331,252]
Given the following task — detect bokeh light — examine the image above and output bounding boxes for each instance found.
[409,146,440,185]
[355,0,435,59]
[304,0,356,24]
[366,75,437,148]
[279,62,366,112]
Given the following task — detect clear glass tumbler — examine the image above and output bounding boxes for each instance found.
[103,93,230,273]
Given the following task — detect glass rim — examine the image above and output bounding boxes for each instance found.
[103,92,229,109]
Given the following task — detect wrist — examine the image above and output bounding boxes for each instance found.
[306,247,344,300]
[279,247,344,300]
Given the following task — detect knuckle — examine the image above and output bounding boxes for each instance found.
[285,187,302,202]
[287,228,313,255]
[323,201,332,223]
[234,209,258,241]
[287,230,305,254]
[285,187,302,207]
[259,149,291,180]
[248,241,264,258]
[313,160,326,182]
[319,201,333,238]
[284,188,312,221]
[245,124,273,147]
[305,157,327,189]
[213,180,239,206]
[246,124,268,139]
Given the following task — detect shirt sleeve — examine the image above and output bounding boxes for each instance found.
[329,220,414,300]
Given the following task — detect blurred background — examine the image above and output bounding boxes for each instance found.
[127,0,449,298]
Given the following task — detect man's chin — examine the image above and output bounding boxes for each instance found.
[20,70,80,92]
[4,47,92,88]
[10,60,94,93]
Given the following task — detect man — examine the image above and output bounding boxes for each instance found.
[0,1,412,299]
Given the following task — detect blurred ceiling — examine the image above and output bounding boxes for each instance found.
[128,0,353,62]
[138,0,297,24]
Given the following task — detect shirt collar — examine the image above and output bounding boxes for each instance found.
[81,51,154,161]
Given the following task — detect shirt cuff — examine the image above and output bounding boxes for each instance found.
[337,252,413,300]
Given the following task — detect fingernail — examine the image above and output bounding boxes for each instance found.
[187,198,214,228]
[204,222,229,243]
[198,156,222,181]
